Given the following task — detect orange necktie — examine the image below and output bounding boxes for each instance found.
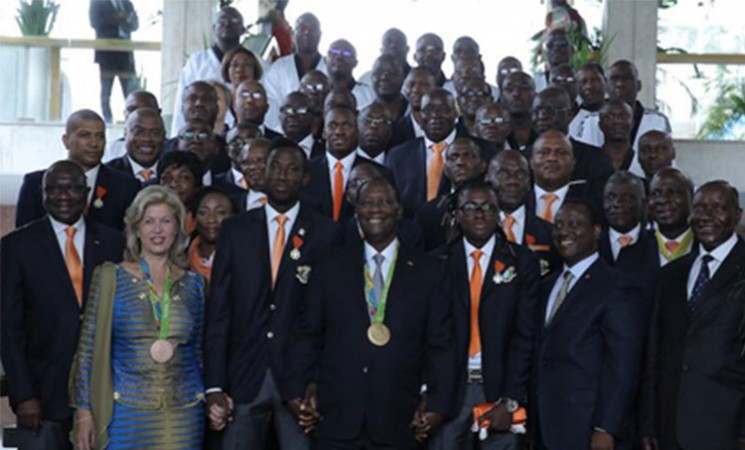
[664,240,679,258]
[503,215,517,243]
[427,142,447,201]
[65,226,83,307]
[140,168,153,181]
[540,193,558,223]
[618,235,633,248]
[271,215,288,288]
[333,161,344,222]
[469,250,484,357]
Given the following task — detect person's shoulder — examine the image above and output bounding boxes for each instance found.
[22,169,45,183]
[100,164,140,189]
[388,137,423,159]
[2,216,48,245]
[265,54,295,75]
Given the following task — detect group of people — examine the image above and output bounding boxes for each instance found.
[2,5,744,450]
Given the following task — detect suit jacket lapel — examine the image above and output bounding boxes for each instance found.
[39,217,79,307]
[697,239,745,308]
[320,157,333,213]
[276,204,309,285]
[415,139,427,201]
[451,241,470,311]
[598,230,613,264]
[253,207,272,289]
[545,260,598,329]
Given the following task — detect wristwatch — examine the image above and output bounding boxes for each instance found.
[497,397,519,413]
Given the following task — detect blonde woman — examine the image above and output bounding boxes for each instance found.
[70,185,206,449]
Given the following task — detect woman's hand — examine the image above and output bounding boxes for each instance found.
[75,409,96,450]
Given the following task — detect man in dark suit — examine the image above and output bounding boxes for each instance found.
[486,149,557,276]
[391,67,436,147]
[429,180,539,449]
[204,139,339,449]
[387,89,495,218]
[106,106,164,185]
[2,161,124,450]
[357,102,394,165]
[474,102,511,150]
[283,177,457,449]
[529,130,598,223]
[532,199,644,450]
[415,137,485,251]
[89,0,138,123]
[16,109,140,230]
[280,91,325,160]
[233,79,284,139]
[648,168,696,267]
[302,106,388,223]
[644,181,745,450]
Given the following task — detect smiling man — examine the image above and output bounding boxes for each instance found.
[648,168,695,266]
[646,180,745,450]
[107,107,165,185]
[283,177,457,449]
[532,199,644,450]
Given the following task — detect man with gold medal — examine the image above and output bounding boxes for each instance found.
[282,178,458,449]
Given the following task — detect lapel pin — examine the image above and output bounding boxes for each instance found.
[406,260,414,266]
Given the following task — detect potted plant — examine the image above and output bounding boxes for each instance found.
[16,0,60,37]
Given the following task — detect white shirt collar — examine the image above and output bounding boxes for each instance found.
[265,201,300,225]
[534,182,570,201]
[356,147,385,165]
[364,238,399,266]
[463,235,496,261]
[127,155,158,180]
[609,223,641,246]
[697,233,738,265]
[424,128,456,149]
[85,164,101,204]
[49,215,85,237]
[231,167,245,186]
[298,134,315,159]
[500,205,526,225]
[326,150,357,172]
[202,170,213,186]
[563,252,599,279]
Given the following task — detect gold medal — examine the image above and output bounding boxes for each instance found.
[149,339,175,363]
[367,323,391,346]
[93,198,104,209]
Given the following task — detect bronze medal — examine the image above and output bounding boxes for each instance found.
[149,339,175,363]
[367,323,391,346]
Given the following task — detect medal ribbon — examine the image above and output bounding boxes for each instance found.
[364,246,398,325]
[140,258,173,340]
[655,228,694,262]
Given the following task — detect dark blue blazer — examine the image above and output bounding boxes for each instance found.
[532,258,645,449]
[414,196,451,252]
[204,204,339,404]
[650,239,745,450]
[15,164,140,230]
[435,237,539,406]
[0,216,124,420]
[282,243,457,447]
[522,211,560,276]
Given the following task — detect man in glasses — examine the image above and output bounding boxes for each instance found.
[456,78,494,138]
[324,39,376,111]
[106,106,165,186]
[264,13,327,130]
[16,109,140,230]
[171,6,245,135]
[496,56,523,93]
[233,79,283,139]
[575,60,671,178]
[177,119,220,186]
[279,91,325,160]
[299,70,330,138]
[428,179,539,450]
[357,103,394,164]
[549,64,580,114]
[2,160,124,450]
[475,102,512,150]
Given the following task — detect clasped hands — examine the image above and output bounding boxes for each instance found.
[206,392,235,431]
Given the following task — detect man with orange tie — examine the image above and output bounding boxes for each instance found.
[388,89,497,219]
[648,167,696,267]
[302,106,389,223]
[2,161,124,450]
[429,180,539,450]
[486,150,557,276]
[529,130,597,223]
[106,106,165,186]
[204,139,339,449]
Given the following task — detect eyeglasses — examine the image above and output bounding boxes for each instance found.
[328,48,355,59]
[460,202,498,215]
[281,106,310,116]
[459,89,490,98]
[180,130,212,142]
[533,105,569,117]
[240,91,265,100]
[477,116,508,125]
[301,82,326,93]
[498,67,521,76]
[228,137,249,150]
[217,17,242,26]
[551,76,576,84]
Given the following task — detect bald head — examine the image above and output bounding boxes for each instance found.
[487,149,531,212]
[414,33,445,75]
[42,160,89,224]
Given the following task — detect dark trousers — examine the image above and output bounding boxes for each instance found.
[99,68,138,123]
[428,382,518,450]
[219,369,309,450]
[316,436,414,450]
[17,419,72,450]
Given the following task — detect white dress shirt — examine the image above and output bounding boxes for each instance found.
[127,156,158,183]
[363,238,399,292]
[463,235,496,370]
[356,147,385,165]
[263,54,328,131]
[545,252,599,323]
[265,201,300,249]
[170,48,224,136]
[246,189,267,211]
[424,129,456,172]
[500,205,527,245]
[686,233,738,299]
[49,215,85,262]
[533,183,570,221]
[327,151,357,198]
[297,134,316,160]
[609,224,641,261]
[85,165,101,205]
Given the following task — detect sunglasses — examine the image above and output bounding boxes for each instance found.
[180,130,212,142]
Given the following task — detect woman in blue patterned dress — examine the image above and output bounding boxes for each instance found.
[70,185,206,449]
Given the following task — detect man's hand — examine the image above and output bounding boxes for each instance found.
[287,384,320,434]
[478,403,512,432]
[206,392,234,431]
[16,398,42,431]
[640,436,658,450]
[75,409,96,450]
[591,429,614,450]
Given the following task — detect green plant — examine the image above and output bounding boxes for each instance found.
[15,0,60,37]
[697,66,745,140]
